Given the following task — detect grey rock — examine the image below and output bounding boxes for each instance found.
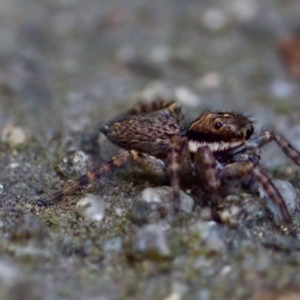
[141,186,194,213]
[103,237,122,252]
[132,224,170,258]
[76,194,105,222]
[193,221,226,253]
[72,150,90,175]
[1,123,27,147]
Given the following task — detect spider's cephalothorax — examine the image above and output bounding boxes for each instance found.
[38,100,300,231]
[187,112,254,153]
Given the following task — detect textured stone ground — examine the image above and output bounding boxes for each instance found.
[0,0,300,299]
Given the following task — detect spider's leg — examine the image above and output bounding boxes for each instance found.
[37,151,131,206]
[193,146,221,222]
[126,99,180,116]
[220,161,292,226]
[166,135,187,212]
[252,166,292,225]
[253,131,300,165]
[272,132,300,165]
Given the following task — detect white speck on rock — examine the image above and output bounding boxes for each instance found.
[258,179,297,221]
[1,123,26,147]
[0,184,3,195]
[72,150,89,164]
[72,150,90,174]
[76,194,105,222]
[219,205,241,225]
[9,163,20,169]
[220,265,232,276]
[141,186,194,213]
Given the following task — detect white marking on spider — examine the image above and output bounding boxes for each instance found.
[188,140,244,153]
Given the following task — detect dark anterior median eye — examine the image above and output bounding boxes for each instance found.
[246,126,254,140]
[215,122,223,129]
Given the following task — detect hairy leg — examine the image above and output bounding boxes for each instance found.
[193,146,222,222]
[126,99,181,117]
[37,151,131,206]
[251,131,300,165]
[166,135,187,212]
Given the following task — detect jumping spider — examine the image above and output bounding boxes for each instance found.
[37,100,300,229]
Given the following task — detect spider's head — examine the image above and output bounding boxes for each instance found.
[187,112,254,152]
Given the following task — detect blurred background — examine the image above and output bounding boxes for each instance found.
[0,0,299,136]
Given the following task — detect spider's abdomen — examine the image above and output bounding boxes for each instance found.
[100,110,182,158]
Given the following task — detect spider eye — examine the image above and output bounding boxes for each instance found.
[215,122,223,129]
[246,126,254,140]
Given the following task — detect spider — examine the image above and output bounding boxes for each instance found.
[37,99,300,229]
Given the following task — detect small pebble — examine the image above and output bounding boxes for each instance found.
[137,83,201,107]
[0,184,3,195]
[174,87,201,107]
[219,205,241,225]
[270,80,296,98]
[228,0,257,22]
[132,224,170,258]
[163,292,182,300]
[141,186,194,213]
[103,237,122,252]
[0,261,19,285]
[193,221,226,253]
[258,179,297,221]
[9,163,20,169]
[1,123,26,147]
[72,150,90,174]
[202,8,228,31]
[198,289,211,300]
[198,72,222,89]
[76,194,105,222]
[150,45,171,63]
